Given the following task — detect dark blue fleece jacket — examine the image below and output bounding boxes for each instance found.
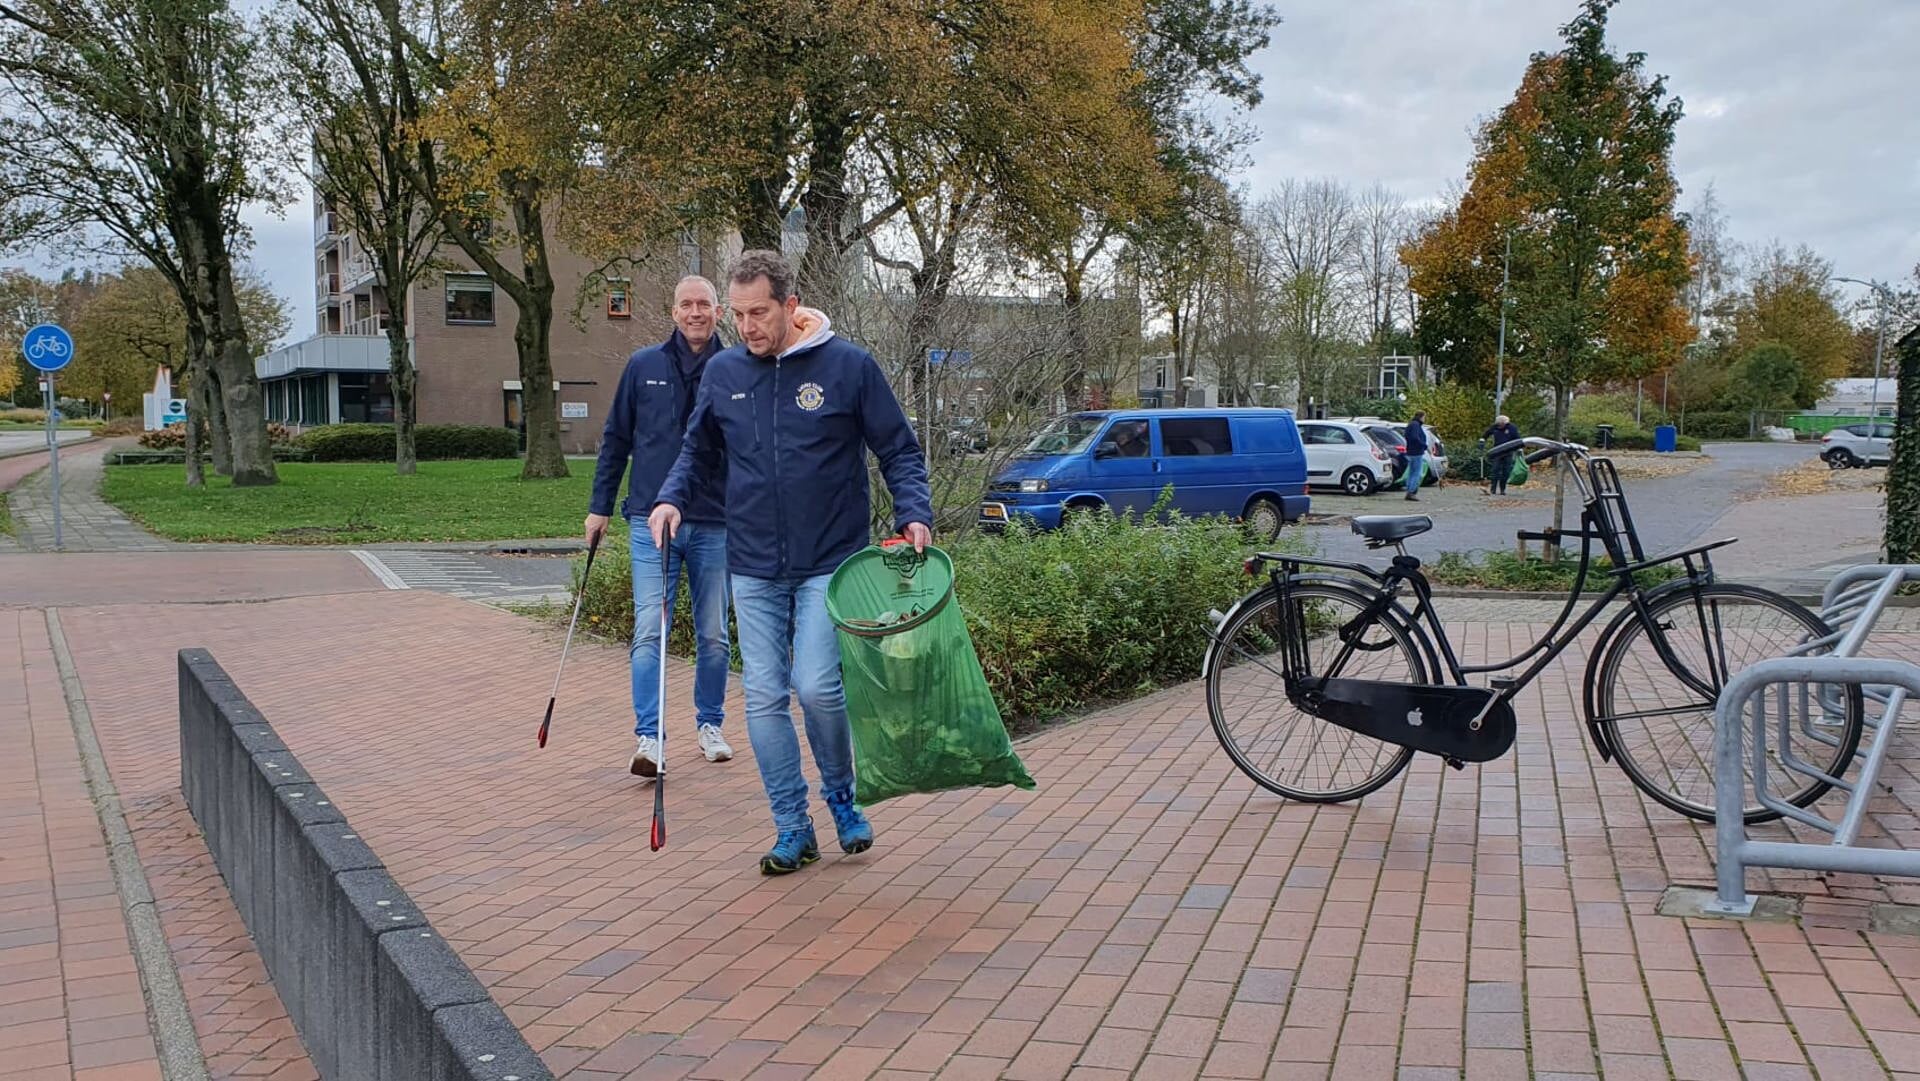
[590,329,724,523]
[657,309,933,580]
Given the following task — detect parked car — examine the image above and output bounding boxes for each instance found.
[1821,422,1892,468]
[1347,419,1449,485]
[1296,419,1396,495]
[946,416,990,455]
[978,408,1310,540]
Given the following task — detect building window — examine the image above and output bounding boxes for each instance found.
[338,372,394,424]
[607,279,631,318]
[445,274,494,325]
[1161,416,1233,456]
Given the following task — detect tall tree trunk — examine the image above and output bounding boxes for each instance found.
[199,362,233,476]
[181,362,206,489]
[1059,266,1088,407]
[797,102,854,312]
[212,268,276,486]
[1549,383,1570,563]
[1886,335,1920,562]
[512,194,567,478]
[389,323,417,475]
[738,170,787,252]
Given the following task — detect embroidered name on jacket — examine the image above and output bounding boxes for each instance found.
[796,382,825,411]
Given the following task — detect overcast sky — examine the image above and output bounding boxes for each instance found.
[19,1,1920,350]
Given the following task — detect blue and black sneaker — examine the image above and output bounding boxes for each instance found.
[760,820,820,875]
[826,795,874,855]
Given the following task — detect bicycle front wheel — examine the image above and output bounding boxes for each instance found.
[1205,580,1421,802]
[1591,582,1862,823]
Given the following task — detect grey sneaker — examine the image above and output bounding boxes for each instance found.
[698,724,733,762]
[629,735,660,777]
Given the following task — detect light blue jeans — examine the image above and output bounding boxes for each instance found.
[628,518,729,739]
[729,572,856,833]
[1404,453,1426,495]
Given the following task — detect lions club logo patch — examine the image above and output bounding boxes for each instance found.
[796,382,825,412]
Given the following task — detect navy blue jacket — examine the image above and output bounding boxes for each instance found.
[1404,418,1430,456]
[590,329,724,523]
[657,311,933,580]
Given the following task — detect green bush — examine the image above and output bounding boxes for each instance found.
[1682,411,1751,439]
[139,421,296,449]
[1,408,46,423]
[297,422,518,461]
[1429,550,1680,592]
[1404,381,1493,448]
[569,493,1307,728]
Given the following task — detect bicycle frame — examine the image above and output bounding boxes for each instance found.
[1252,447,1742,759]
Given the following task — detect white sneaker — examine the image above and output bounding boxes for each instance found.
[698,724,733,762]
[629,735,660,778]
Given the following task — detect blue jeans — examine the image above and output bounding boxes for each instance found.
[1404,453,1426,494]
[730,572,855,833]
[628,518,729,739]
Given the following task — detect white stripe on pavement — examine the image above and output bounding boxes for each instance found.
[351,550,411,590]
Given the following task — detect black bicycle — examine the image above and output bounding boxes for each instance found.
[1203,436,1864,823]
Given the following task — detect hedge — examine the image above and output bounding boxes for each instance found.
[570,495,1308,730]
[110,447,314,465]
[1680,411,1751,439]
[295,422,519,461]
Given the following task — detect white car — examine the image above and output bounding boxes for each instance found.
[1821,422,1892,468]
[1347,419,1450,484]
[1297,420,1397,495]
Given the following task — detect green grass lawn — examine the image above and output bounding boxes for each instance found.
[101,459,607,543]
[0,497,12,536]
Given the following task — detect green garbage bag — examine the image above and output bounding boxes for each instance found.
[826,543,1037,805]
[1509,456,1530,487]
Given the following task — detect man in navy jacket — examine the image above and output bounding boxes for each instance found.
[651,250,932,875]
[586,276,734,778]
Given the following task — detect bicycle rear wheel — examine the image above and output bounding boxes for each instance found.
[1590,582,1863,823]
[1204,580,1420,802]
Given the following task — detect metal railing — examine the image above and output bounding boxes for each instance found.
[1705,564,1920,915]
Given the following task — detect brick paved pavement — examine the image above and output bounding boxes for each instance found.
[6,440,176,553]
[3,610,165,1081]
[33,585,1920,1080]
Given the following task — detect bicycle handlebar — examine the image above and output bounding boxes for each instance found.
[1486,436,1591,465]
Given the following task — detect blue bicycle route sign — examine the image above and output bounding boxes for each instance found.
[21,322,74,372]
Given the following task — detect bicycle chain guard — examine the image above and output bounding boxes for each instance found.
[1295,677,1517,763]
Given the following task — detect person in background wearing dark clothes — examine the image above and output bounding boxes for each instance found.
[585,276,734,780]
[651,250,933,875]
[1483,414,1522,495]
[1403,411,1430,501]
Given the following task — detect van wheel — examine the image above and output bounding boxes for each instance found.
[1061,500,1101,527]
[1243,497,1283,542]
[1340,467,1377,496]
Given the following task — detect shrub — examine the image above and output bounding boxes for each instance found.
[138,421,295,449]
[1682,411,1751,439]
[1429,550,1680,592]
[569,493,1309,729]
[100,416,144,437]
[297,422,518,461]
[1,408,47,423]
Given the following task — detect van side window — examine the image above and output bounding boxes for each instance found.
[1162,417,1233,456]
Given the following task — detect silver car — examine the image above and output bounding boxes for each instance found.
[1821,422,1892,468]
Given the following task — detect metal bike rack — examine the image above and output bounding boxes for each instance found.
[1705,564,1920,914]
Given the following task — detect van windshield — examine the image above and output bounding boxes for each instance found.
[1022,414,1107,456]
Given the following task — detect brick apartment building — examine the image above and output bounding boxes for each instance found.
[256,193,721,455]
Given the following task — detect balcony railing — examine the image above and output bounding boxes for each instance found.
[315,272,340,301]
[343,314,390,337]
[314,210,339,245]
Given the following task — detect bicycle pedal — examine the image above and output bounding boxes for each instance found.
[1444,756,1466,771]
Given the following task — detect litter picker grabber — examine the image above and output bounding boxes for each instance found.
[651,550,669,851]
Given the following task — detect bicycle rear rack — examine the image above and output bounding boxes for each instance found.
[1705,564,1920,915]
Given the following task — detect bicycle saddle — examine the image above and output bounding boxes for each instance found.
[1351,515,1433,543]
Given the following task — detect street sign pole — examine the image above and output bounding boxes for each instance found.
[45,369,61,549]
[22,321,74,551]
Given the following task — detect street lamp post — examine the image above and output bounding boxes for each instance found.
[1835,276,1893,425]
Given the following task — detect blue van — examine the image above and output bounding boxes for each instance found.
[977,408,1311,540]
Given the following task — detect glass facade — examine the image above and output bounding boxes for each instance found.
[338,372,394,423]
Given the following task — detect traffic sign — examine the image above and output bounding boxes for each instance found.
[22,323,73,372]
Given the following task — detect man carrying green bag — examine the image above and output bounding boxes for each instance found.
[827,541,1036,806]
